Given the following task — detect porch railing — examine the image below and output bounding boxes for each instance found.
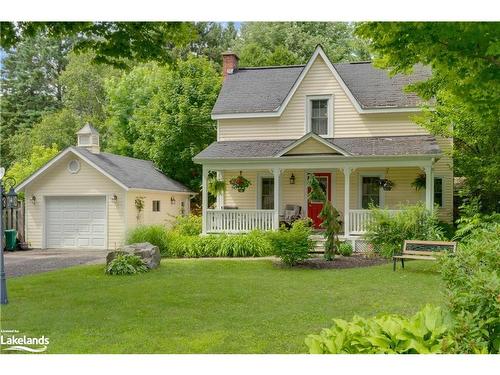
[349,209,400,235]
[206,209,275,233]
[206,208,401,235]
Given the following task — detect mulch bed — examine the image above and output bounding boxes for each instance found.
[291,254,389,269]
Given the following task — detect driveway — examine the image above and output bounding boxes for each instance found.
[3,249,109,277]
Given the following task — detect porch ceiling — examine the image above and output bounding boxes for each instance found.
[194,135,441,162]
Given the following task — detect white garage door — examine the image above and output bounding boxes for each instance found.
[46,196,106,249]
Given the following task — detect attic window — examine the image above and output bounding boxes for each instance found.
[68,159,81,174]
[306,95,333,137]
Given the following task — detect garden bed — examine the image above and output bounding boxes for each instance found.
[290,254,389,269]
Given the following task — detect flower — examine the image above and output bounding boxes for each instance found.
[230,174,251,192]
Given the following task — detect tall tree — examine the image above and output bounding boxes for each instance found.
[6,52,120,164]
[179,22,237,66]
[8,109,81,163]
[58,51,120,125]
[6,145,60,189]
[0,22,197,68]
[356,22,500,211]
[232,22,371,66]
[105,56,221,191]
[0,34,71,167]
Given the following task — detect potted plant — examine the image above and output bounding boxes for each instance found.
[208,178,226,196]
[411,173,426,191]
[229,172,252,192]
[379,178,395,191]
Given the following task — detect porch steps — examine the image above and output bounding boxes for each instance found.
[309,234,367,254]
[309,234,326,253]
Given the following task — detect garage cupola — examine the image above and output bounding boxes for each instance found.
[77,123,100,154]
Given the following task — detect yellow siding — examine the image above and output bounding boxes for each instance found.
[125,191,189,230]
[223,170,259,209]
[218,55,428,141]
[281,170,306,212]
[285,138,339,155]
[24,152,126,249]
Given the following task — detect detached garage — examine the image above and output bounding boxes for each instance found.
[16,124,193,250]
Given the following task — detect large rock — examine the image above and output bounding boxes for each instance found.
[106,242,161,269]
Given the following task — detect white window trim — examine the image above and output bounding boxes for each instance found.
[305,94,334,138]
[421,175,444,208]
[358,172,385,209]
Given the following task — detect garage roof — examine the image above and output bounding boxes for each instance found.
[16,147,193,193]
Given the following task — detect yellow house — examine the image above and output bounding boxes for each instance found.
[194,46,453,241]
[16,124,193,250]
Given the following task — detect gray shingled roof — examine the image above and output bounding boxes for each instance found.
[212,66,304,115]
[194,135,441,160]
[74,147,192,192]
[334,63,431,109]
[212,62,431,115]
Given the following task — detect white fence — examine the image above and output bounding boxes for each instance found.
[349,209,400,235]
[206,209,275,233]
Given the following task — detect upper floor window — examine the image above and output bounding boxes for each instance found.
[311,100,328,135]
[306,95,333,137]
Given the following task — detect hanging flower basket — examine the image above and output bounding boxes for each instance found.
[411,173,426,191]
[230,172,252,192]
[208,178,226,196]
[379,178,395,191]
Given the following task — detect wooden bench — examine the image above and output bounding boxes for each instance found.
[393,240,457,271]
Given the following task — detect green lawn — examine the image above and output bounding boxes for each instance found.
[1,259,443,354]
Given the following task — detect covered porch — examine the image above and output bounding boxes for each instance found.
[200,162,437,237]
[195,133,442,237]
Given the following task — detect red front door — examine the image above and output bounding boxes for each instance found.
[308,172,332,229]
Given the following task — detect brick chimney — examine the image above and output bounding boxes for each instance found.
[222,51,239,79]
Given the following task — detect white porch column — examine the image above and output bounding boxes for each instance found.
[216,170,224,209]
[425,164,434,210]
[202,165,209,234]
[343,167,352,237]
[273,168,282,230]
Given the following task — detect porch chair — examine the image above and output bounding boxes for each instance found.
[279,205,302,228]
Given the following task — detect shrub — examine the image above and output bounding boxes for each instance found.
[364,203,444,258]
[440,224,500,353]
[164,231,201,257]
[145,228,273,258]
[127,225,169,255]
[437,221,455,240]
[305,305,453,354]
[216,230,273,257]
[269,220,314,266]
[454,198,500,241]
[106,254,149,275]
[338,242,353,257]
[172,214,202,236]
